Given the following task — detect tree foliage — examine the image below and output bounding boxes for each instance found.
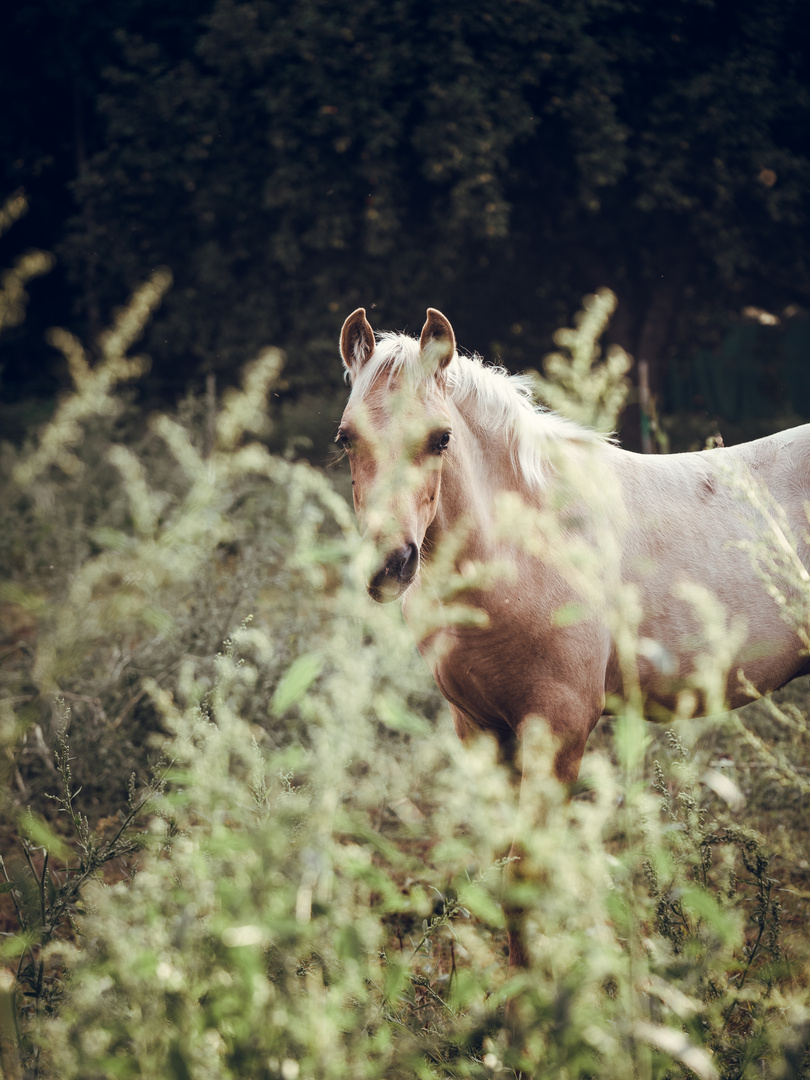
[3,0,809,419]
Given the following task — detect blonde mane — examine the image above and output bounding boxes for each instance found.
[348,329,608,489]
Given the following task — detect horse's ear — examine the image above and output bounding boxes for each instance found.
[340,308,375,379]
[419,308,455,375]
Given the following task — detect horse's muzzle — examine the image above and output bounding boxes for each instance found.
[367,542,419,603]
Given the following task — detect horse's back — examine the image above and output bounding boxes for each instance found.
[606,424,810,709]
[615,423,810,555]
[715,424,810,576]
[731,423,810,535]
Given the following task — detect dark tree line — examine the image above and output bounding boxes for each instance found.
[2,0,809,433]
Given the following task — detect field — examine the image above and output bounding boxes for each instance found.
[1,281,810,1079]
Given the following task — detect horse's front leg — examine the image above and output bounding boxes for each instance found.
[504,688,604,976]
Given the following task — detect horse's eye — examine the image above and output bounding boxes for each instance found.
[336,429,352,450]
[434,431,451,453]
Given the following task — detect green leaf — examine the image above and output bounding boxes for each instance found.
[383,959,409,1002]
[335,923,364,961]
[271,653,323,713]
[375,695,430,736]
[679,886,738,944]
[552,602,587,627]
[459,884,504,926]
[140,605,175,634]
[0,582,46,613]
[88,527,132,551]
[18,811,71,861]
[0,932,35,960]
[612,711,649,773]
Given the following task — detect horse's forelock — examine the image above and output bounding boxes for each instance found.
[348,332,439,401]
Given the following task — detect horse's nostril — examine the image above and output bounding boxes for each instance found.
[401,542,419,580]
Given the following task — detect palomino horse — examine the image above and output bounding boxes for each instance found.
[338,306,810,963]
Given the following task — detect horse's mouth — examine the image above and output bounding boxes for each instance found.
[367,570,414,604]
[367,543,419,603]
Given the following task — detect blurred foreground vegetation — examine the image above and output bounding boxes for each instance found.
[1,268,810,1079]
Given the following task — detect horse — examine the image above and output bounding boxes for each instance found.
[338,305,810,967]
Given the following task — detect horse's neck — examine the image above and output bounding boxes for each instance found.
[432,404,617,563]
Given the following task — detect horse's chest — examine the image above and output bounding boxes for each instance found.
[409,577,614,741]
[429,642,517,740]
[418,613,559,739]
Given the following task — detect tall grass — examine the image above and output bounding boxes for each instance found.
[1,268,809,1078]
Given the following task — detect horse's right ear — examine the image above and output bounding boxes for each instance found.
[419,308,455,375]
[340,308,375,380]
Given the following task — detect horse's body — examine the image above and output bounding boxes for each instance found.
[411,426,810,781]
[339,308,810,788]
[339,306,810,970]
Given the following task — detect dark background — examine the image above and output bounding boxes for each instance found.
[2,0,809,450]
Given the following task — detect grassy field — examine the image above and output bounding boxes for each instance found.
[1,278,810,1079]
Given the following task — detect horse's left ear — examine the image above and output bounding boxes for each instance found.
[340,308,375,379]
[419,308,455,375]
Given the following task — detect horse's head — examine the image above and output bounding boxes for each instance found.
[339,307,456,602]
